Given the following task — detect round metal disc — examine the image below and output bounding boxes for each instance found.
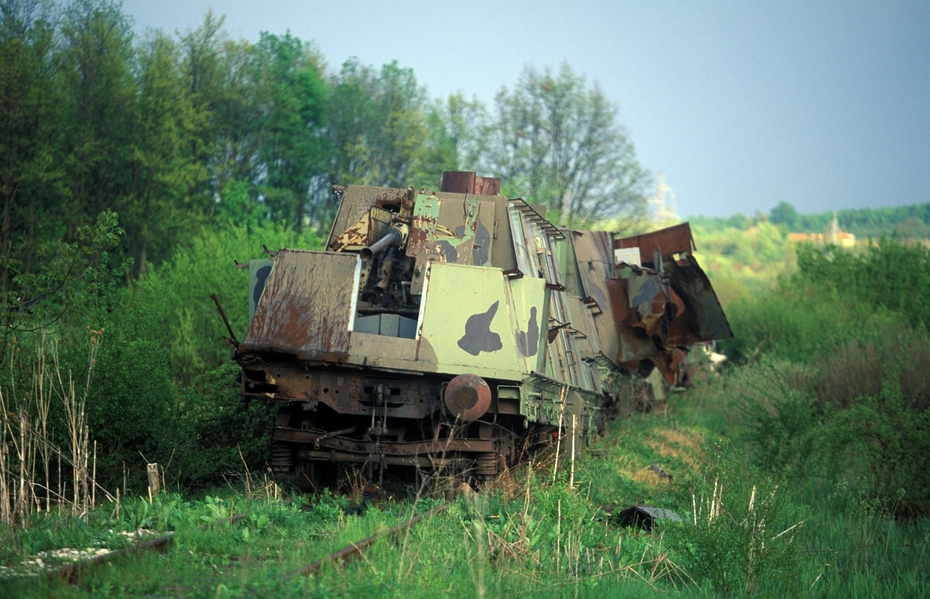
[443,374,492,421]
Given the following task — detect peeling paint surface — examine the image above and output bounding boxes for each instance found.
[419,262,522,379]
[242,250,356,356]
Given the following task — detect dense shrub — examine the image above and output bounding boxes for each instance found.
[814,330,930,412]
[732,357,823,474]
[170,363,275,490]
[55,302,180,494]
[720,278,899,364]
[797,238,930,330]
[131,221,324,385]
[668,444,805,597]
[826,361,930,519]
[733,308,930,517]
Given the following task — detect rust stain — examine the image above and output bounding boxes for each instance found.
[614,222,695,263]
[242,250,355,355]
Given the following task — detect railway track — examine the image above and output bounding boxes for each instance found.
[38,501,446,586]
[288,502,448,577]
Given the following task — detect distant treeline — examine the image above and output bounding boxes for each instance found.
[691,201,930,240]
[1,0,649,286]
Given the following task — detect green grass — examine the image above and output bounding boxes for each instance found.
[3,382,928,598]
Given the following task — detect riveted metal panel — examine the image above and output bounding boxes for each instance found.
[242,250,357,358]
[505,276,549,374]
[614,222,695,265]
[418,262,522,380]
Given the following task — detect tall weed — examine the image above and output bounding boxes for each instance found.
[668,444,805,597]
[826,361,930,519]
[732,357,822,474]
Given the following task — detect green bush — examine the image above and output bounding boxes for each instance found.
[170,363,275,490]
[735,330,930,518]
[796,238,930,330]
[668,444,805,597]
[721,277,898,364]
[131,221,324,384]
[732,357,823,474]
[63,302,180,494]
[826,361,930,519]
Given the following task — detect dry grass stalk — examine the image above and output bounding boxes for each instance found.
[552,385,567,482]
[569,414,576,490]
[0,330,109,527]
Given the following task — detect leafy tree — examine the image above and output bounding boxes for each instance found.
[178,10,226,200]
[328,58,428,189]
[128,31,209,277]
[0,209,122,362]
[190,35,265,214]
[58,0,136,242]
[769,201,799,230]
[252,32,330,228]
[414,92,490,189]
[486,64,649,225]
[0,0,61,291]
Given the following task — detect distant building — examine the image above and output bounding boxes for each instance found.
[788,212,855,247]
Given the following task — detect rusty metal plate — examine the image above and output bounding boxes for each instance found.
[275,429,497,455]
[665,255,734,344]
[326,185,410,250]
[329,206,392,252]
[650,348,687,386]
[406,195,485,294]
[440,171,502,195]
[614,222,695,264]
[606,277,662,363]
[241,250,357,357]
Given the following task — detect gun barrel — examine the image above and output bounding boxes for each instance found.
[360,227,403,262]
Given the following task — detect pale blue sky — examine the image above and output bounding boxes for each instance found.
[120,0,930,218]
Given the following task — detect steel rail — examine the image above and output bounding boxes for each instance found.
[45,511,249,584]
[288,502,448,577]
[50,534,174,583]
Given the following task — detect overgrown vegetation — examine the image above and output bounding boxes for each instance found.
[722,238,930,518]
[4,0,930,596]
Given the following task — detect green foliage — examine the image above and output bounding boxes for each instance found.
[769,201,799,230]
[130,220,324,384]
[732,357,822,473]
[827,362,930,519]
[414,93,490,189]
[327,58,428,189]
[734,330,930,519]
[253,32,330,228]
[172,363,274,489]
[72,298,179,492]
[729,237,930,519]
[721,274,899,364]
[0,209,122,363]
[796,238,930,330]
[668,444,805,597]
[128,29,210,277]
[699,200,930,241]
[58,0,137,242]
[687,221,794,307]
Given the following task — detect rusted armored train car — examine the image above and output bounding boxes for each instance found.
[234,172,730,490]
